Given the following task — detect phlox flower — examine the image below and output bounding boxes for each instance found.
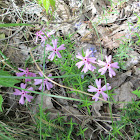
[88,79,111,101]
[46,39,66,61]
[35,29,55,43]
[16,68,36,82]
[34,72,54,91]
[75,49,96,73]
[98,55,119,78]
[14,83,33,104]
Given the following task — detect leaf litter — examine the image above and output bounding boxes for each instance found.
[0,0,140,139]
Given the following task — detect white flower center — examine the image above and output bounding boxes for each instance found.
[106,63,110,68]
[83,58,88,63]
[53,48,57,52]
[22,92,26,96]
[98,88,102,93]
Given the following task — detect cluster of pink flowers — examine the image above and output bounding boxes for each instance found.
[14,29,120,105]
[75,49,119,101]
[14,68,54,104]
[35,29,55,43]
[14,29,66,105]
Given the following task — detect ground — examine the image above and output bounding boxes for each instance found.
[0,0,140,140]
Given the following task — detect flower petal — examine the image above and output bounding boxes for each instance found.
[92,93,100,102]
[48,52,55,61]
[85,49,92,57]
[19,95,25,104]
[14,89,22,95]
[102,83,111,91]
[47,30,55,37]
[25,78,31,82]
[48,74,54,80]
[57,44,65,50]
[16,72,25,77]
[25,94,33,102]
[95,79,101,89]
[106,55,112,64]
[88,85,97,92]
[75,61,84,69]
[56,51,62,58]
[101,92,108,101]
[81,63,88,73]
[29,72,36,77]
[46,44,53,51]
[97,60,106,66]
[26,87,34,94]
[109,68,116,78]
[111,62,119,69]
[87,58,96,63]
[20,83,26,89]
[91,65,96,71]
[46,82,53,90]
[52,39,57,48]
[18,68,25,72]
[98,67,108,75]
[76,53,83,60]
[38,85,42,91]
[34,79,42,85]
[38,72,43,77]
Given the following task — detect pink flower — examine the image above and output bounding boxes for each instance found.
[16,68,36,82]
[98,55,119,78]
[14,83,33,104]
[35,29,55,43]
[34,72,54,91]
[75,49,96,73]
[46,39,66,61]
[88,79,111,101]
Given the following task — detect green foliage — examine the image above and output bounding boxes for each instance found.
[0,70,20,87]
[35,110,79,139]
[0,23,33,27]
[132,87,140,98]
[37,0,56,14]
[113,40,131,70]
[0,95,3,112]
[111,100,140,139]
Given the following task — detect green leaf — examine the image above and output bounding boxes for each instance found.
[49,0,55,9]
[0,95,3,112]
[0,70,20,87]
[43,0,50,14]
[37,0,42,5]
[0,23,33,27]
[132,88,140,98]
[0,33,5,39]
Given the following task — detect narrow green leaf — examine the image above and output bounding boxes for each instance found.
[0,23,33,27]
[49,0,55,8]
[37,0,42,5]
[43,0,50,14]
[0,95,3,112]
[0,70,20,87]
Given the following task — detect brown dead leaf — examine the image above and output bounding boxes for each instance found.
[107,70,132,89]
[55,0,71,20]
[31,91,54,113]
[113,82,137,108]
[91,101,103,116]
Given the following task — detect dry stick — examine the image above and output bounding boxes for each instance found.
[30,50,110,103]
